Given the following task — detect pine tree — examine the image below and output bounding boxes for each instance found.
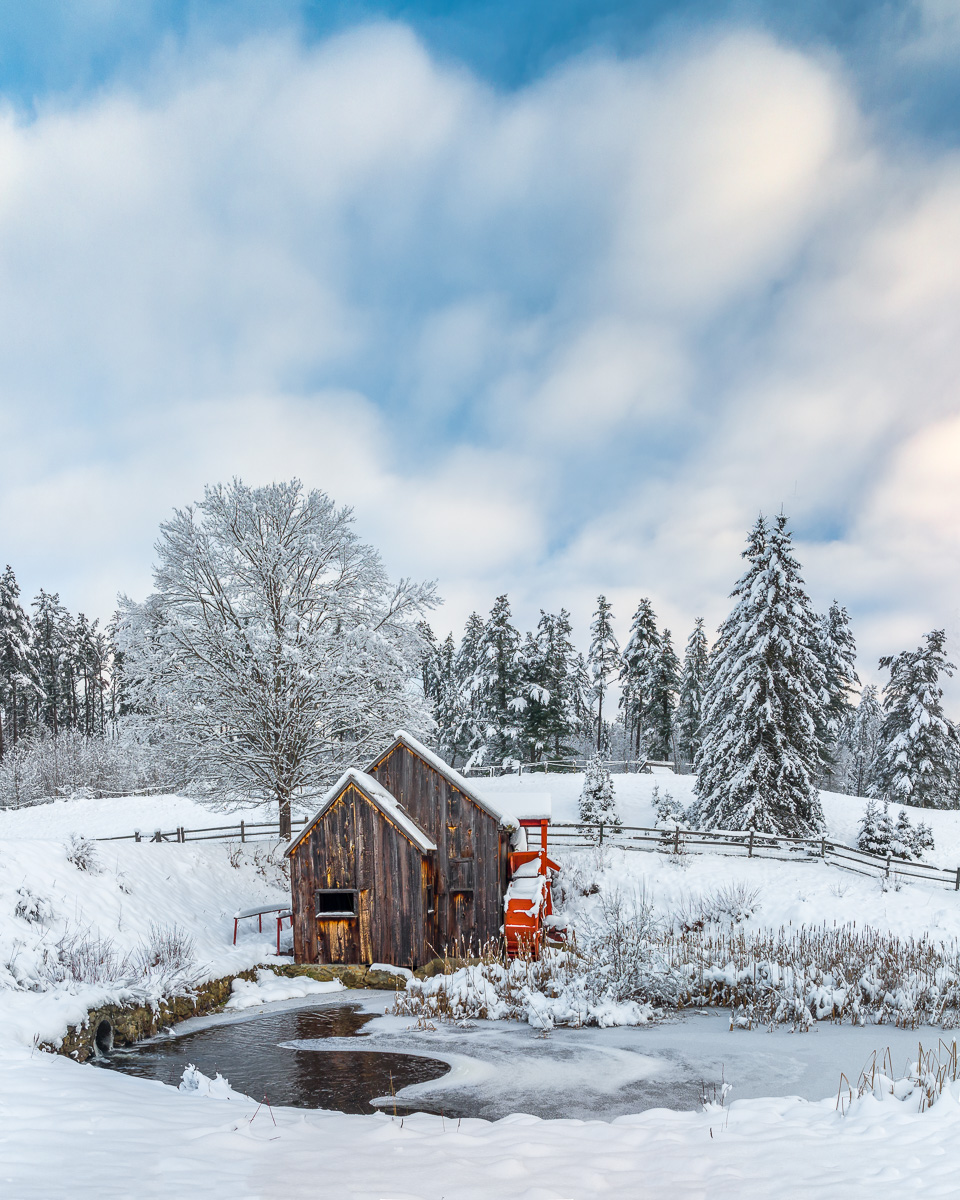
[0,566,39,756]
[588,596,620,754]
[837,684,882,798]
[643,628,680,762]
[817,601,859,784]
[892,808,916,860]
[31,590,74,736]
[676,618,709,765]
[455,613,486,767]
[619,599,660,760]
[857,797,894,855]
[579,753,621,829]
[876,630,957,809]
[473,595,524,767]
[432,633,464,765]
[694,514,827,835]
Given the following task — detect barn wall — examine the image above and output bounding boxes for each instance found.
[290,784,429,968]
[370,745,507,953]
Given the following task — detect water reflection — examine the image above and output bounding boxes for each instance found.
[95,1004,450,1114]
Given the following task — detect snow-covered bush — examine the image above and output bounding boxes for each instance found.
[132,923,196,980]
[675,883,761,931]
[64,834,100,874]
[579,755,620,830]
[0,727,183,809]
[14,888,54,926]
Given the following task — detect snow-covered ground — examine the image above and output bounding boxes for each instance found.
[478,770,960,869]
[6,783,960,1197]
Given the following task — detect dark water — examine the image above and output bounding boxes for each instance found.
[94,1004,451,1114]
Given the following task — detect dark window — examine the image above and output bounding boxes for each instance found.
[449,858,474,893]
[425,884,435,914]
[315,889,358,918]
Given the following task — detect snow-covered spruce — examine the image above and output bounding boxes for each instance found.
[579,754,621,829]
[875,629,957,809]
[694,514,826,836]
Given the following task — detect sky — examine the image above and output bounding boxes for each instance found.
[1,0,960,693]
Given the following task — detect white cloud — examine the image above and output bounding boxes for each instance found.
[1,22,960,701]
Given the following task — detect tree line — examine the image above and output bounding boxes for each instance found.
[3,482,956,838]
[420,513,959,832]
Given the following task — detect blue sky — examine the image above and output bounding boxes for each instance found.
[1,0,960,691]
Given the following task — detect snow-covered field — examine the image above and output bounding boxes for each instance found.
[478,769,960,869]
[6,782,960,1198]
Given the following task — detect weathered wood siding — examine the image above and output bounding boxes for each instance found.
[290,784,429,968]
[369,744,509,953]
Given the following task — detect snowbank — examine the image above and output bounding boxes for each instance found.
[225,968,344,1009]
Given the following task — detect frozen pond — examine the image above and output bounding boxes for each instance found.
[96,990,954,1121]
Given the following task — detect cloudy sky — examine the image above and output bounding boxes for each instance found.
[1,0,960,692]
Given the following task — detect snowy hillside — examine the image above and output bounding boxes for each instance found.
[477,771,960,869]
[0,833,288,1049]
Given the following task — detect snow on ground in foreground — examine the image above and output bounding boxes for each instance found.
[478,770,960,869]
[5,1025,960,1199]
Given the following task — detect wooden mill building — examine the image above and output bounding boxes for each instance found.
[286,731,522,970]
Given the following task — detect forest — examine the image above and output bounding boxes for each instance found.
[0,485,956,836]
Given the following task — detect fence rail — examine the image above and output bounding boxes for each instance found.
[94,812,960,891]
[96,816,307,845]
[462,759,687,777]
[547,822,960,891]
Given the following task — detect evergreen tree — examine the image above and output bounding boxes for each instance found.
[817,601,859,783]
[857,797,894,856]
[619,599,660,759]
[0,566,38,756]
[473,595,524,767]
[643,628,680,762]
[31,589,74,735]
[587,596,620,754]
[876,629,957,809]
[432,633,464,765]
[694,514,826,835]
[837,684,882,797]
[676,617,709,765]
[454,612,486,766]
[578,753,621,828]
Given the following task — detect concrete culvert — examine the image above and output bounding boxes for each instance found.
[94,1020,113,1056]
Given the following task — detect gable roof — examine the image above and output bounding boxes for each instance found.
[286,768,438,858]
[369,730,519,830]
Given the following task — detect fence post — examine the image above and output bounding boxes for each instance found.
[134,830,141,843]
[955,867,959,892]
[748,830,754,859]
[885,853,891,879]
[821,836,826,858]
[240,820,246,844]
[674,826,680,855]
[598,822,604,845]
[153,830,161,843]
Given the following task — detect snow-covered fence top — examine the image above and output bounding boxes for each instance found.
[96,816,307,844]
[549,822,960,891]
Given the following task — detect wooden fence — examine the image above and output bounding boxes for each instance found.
[95,816,307,844]
[547,822,960,891]
[95,814,960,891]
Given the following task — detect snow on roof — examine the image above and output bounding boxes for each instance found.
[379,731,519,830]
[484,792,552,820]
[286,768,438,857]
